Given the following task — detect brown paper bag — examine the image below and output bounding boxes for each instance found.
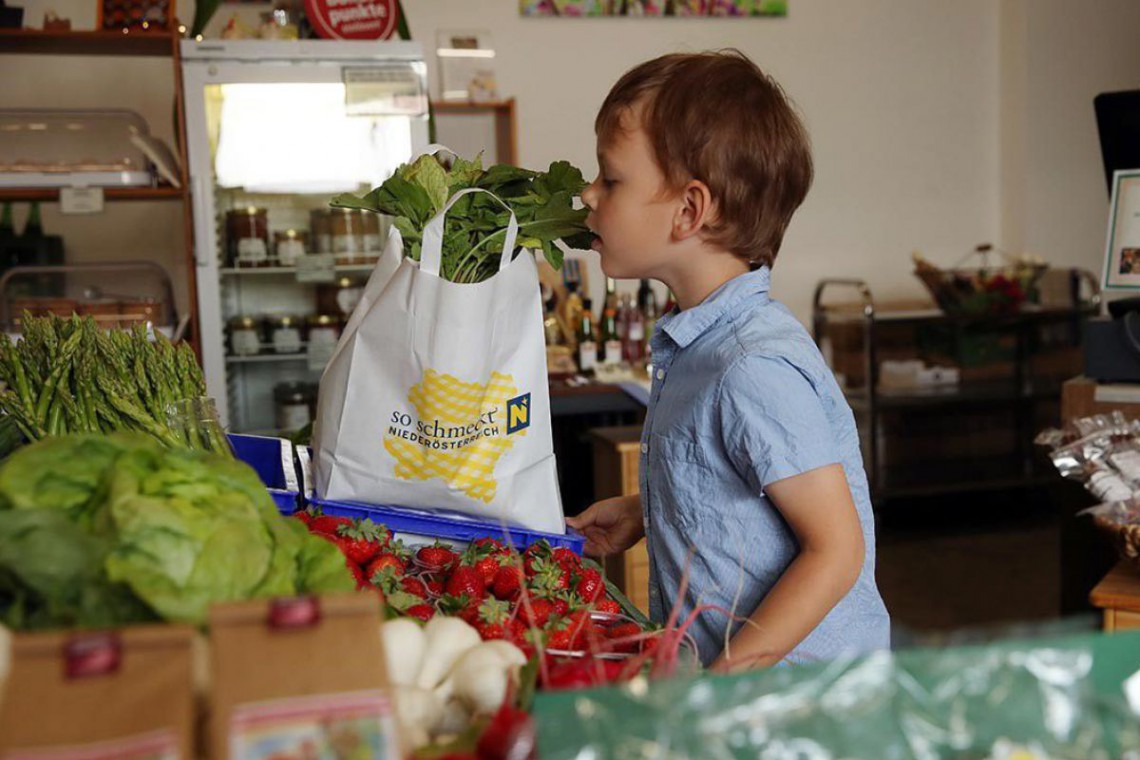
[208,594,402,760]
[0,624,196,759]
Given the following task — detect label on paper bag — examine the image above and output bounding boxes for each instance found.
[385,370,532,504]
[5,729,179,760]
[229,691,399,760]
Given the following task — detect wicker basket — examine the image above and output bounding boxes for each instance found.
[912,246,1048,316]
[1094,515,1140,571]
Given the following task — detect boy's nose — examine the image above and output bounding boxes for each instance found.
[581,177,599,210]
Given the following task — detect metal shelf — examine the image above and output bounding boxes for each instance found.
[0,185,185,202]
[813,273,1099,502]
[225,352,310,365]
[219,263,375,276]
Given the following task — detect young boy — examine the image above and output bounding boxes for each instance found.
[567,51,890,669]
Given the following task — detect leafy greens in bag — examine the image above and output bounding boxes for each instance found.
[331,153,594,283]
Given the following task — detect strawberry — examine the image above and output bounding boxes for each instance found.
[335,519,386,566]
[552,547,581,569]
[400,576,428,598]
[491,565,524,601]
[472,536,505,553]
[606,622,642,641]
[529,558,571,595]
[473,599,512,641]
[310,513,350,537]
[575,568,604,603]
[551,596,571,618]
[546,628,577,651]
[595,599,621,615]
[406,604,436,622]
[462,542,505,585]
[523,541,553,577]
[475,555,503,585]
[519,598,554,629]
[425,577,445,597]
[446,565,487,603]
[347,559,368,590]
[416,543,459,572]
[294,507,317,526]
[365,552,406,581]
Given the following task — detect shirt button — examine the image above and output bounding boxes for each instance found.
[655,369,665,380]
[640,442,649,454]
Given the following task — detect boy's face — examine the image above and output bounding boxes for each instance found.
[581,111,680,280]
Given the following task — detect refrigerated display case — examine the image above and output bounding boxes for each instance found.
[181,39,430,433]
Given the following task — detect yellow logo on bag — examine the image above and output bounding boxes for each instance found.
[384,370,525,504]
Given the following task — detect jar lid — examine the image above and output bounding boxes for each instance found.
[283,229,301,239]
[274,381,309,402]
[229,315,260,329]
[336,276,361,288]
[272,315,299,327]
[310,314,339,327]
[233,206,267,216]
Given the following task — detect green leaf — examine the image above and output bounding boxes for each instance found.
[403,154,451,214]
[447,152,485,194]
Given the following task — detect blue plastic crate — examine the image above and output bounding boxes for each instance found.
[228,433,302,514]
[307,495,586,555]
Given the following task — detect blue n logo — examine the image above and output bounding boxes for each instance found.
[506,393,531,435]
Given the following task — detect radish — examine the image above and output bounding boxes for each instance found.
[393,686,443,749]
[379,618,425,687]
[449,641,528,716]
[416,616,482,689]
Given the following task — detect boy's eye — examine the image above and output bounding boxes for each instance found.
[602,177,617,187]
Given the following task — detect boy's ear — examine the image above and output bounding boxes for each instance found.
[672,179,715,242]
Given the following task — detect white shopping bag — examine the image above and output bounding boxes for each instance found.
[312,186,565,534]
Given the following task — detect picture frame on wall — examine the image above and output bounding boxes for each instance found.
[1104,169,1140,289]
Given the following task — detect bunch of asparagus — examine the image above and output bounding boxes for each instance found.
[0,315,229,455]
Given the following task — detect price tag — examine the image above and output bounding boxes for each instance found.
[307,341,336,372]
[60,187,104,215]
[295,254,336,284]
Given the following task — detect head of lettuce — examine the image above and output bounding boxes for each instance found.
[0,434,354,630]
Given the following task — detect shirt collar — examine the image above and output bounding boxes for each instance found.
[658,266,771,349]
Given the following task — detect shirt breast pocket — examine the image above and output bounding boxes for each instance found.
[648,432,718,533]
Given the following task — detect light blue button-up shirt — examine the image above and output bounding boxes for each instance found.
[641,266,890,666]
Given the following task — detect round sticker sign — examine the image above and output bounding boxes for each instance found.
[305,0,397,40]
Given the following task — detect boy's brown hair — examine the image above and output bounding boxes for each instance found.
[596,50,813,267]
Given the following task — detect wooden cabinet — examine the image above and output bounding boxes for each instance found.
[1091,562,1140,632]
[590,426,649,614]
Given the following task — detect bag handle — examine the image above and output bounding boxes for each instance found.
[420,187,519,278]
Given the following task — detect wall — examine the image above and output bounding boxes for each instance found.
[402,0,1002,320]
[1002,0,1140,297]
[6,1,1139,324]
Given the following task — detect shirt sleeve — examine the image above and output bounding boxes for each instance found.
[717,353,842,491]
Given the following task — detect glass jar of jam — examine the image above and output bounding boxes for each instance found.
[227,315,264,356]
[274,229,308,267]
[307,314,341,351]
[269,314,305,354]
[361,211,383,261]
[310,209,332,254]
[274,381,314,432]
[226,207,270,268]
[317,276,364,319]
[329,209,364,264]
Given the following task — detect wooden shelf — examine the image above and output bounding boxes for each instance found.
[430,99,515,112]
[0,28,178,57]
[0,185,185,202]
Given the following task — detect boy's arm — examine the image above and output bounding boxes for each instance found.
[710,463,864,671]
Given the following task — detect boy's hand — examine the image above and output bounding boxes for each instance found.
[566,494,644,558]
